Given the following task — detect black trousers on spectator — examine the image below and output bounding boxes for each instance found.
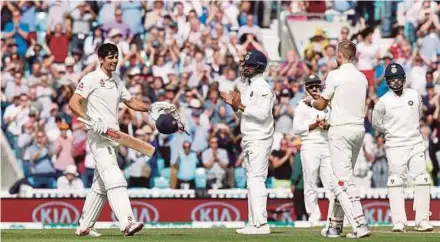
[70,34,88,53]
[429,142,440,186]
[82,168,94,188]
[177,179,196,189]
[354,1,375,26]
[293,189,308,221]
[159,146,171,167]
[128,177,150,188]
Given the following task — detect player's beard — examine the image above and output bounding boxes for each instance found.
[239,65,256,82]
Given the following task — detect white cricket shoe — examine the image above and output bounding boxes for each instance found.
[321,227,342,238]
[415,220,434,232]
[124,222,144,236]
[346,224,371,239]
[236,224,271,235]
[75,227,102,237]
[392,222,406,232]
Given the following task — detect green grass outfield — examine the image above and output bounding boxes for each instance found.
[2,227,440,242]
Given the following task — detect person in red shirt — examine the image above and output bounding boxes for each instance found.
[46,21,71,64]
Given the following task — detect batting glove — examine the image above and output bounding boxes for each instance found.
[91,119,108,135]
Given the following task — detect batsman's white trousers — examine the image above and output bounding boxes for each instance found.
[78,133,133,232]
[242,137,273,228]
[301,144,336,224]
[328,124,366,227]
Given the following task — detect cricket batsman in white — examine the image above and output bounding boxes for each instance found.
[220,50,275,235]
[293,74,345,237]
[372,63,433,232]
[69,43,182,236]
[304,40,371,238]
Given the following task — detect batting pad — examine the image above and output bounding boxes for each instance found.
[387,175,407,225]
[414,174,431,224]
[108,187,135,231]
[329,199,344,230]
[101,165,127,190]
[78,191,107,231]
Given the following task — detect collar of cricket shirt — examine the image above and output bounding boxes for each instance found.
[97,67,114,81]
[338,63,355,70]
[248,74,263,85]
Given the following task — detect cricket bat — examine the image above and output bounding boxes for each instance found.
[78,117,156,156]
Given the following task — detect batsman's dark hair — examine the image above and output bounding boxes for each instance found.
[97,43,118,59]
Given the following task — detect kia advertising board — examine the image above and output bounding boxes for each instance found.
[2,198,439,224]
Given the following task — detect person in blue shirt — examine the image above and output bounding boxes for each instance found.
[374,53,393,97]
[174,141,200,189]
[23,130,56,188]
[3,10,29,57]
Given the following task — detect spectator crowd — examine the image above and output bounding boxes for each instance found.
[1,1,440,193]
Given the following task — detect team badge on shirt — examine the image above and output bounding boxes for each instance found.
[324,108,328,113]
[77,82,84,90]
[100,80,105,87]
[408,100,414,106]
[245,52,251,60]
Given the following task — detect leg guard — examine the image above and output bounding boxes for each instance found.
[414,174,431,225]
[346,184,366,225]
[332,182,358,230]
[78,171,107,231]
[108,187,135,231]
[387,175,407,225]
[328,198,344,231]
[99,163,131,231]
[100,164,127,190]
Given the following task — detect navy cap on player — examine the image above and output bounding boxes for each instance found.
[384,63,405,80]
[155,113,179,134]
[304,74,321,85]
[243,50,267,71]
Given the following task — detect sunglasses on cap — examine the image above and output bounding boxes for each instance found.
[306,84,321,90]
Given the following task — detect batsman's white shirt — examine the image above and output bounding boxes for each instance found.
[292,100,330,145]
[238,74,276,141]
[372,88,424,148]
[75,68,132,131]
[321,63,367,126]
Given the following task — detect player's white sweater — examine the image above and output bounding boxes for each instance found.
[236,75,275,141]
[292,101,330,145]
[372,88,424,148]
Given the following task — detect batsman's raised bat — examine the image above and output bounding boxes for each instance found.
[78,117,156,156]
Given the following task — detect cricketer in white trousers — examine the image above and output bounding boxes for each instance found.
[315,63,370,230]
[235,74,276,228]
[74,68,136,233]
[372,88,431,227]
[292,101,344,226]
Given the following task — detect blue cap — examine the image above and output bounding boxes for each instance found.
[243,50,267,71]
[385,63,405,79]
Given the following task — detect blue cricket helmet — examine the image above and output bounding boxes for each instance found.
[243,50,267,73]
